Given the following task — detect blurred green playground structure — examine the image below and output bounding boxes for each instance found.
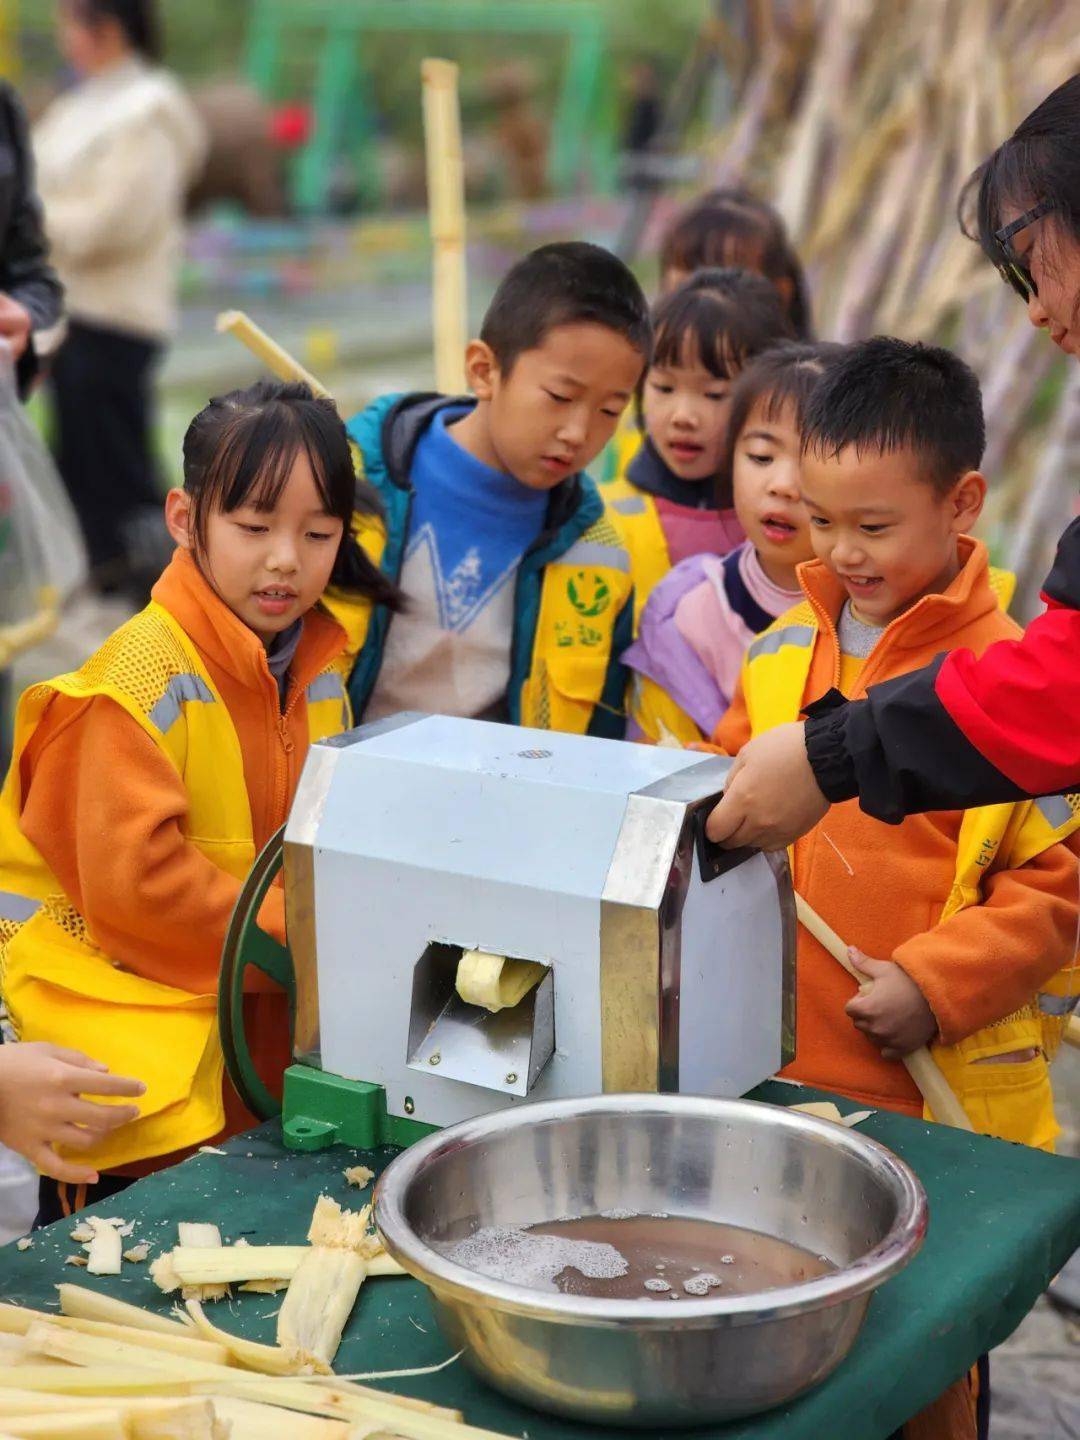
[245,0,617,213]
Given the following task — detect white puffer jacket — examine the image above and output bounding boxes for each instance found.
[33,57,207,340]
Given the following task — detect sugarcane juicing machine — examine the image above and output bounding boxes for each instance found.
[220,714,796,1149]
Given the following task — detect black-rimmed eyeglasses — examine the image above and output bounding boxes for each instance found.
[993,198,1056,302]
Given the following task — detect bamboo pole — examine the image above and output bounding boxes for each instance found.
[421,59,467,395]
[215,311,328,397]
[794,894,974,1132]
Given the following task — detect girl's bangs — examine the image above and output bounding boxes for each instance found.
[214,409,345,523]
[652,316,739,380]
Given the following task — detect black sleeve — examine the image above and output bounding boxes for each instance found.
[802,664,1028,825]
[0,85,64,393]
[1043,516,1080,608]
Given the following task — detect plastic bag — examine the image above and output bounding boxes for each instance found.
[0,342,87,660]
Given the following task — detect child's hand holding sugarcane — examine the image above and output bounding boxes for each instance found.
[844,950,938,1061]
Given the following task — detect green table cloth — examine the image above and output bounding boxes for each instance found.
[1,1082,1078,1439]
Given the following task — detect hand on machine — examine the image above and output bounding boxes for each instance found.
[705,723,827,853]
[0,1042,145,1184]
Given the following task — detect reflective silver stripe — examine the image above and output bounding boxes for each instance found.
[1038,991,1080,1017]
[747,623,815,663]
[1036,794,1074,829]
[610,495,647,516]
[559,540,630,573]
[307,673,346,704]
[0,891,40,923]
[148,674,215,734]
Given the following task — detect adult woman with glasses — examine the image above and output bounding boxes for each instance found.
[706,73,1080,851]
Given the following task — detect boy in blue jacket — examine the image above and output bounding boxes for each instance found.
[329,242,651,737]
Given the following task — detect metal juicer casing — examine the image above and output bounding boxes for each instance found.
[284,713,796,1133]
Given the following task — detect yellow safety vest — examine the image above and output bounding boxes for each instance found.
[739,595,1080,1149]
[601,477,672,632]
[0,601,349,1171]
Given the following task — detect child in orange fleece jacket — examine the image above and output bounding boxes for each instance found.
[715,337,1079,1440]
[0,379,401,1223]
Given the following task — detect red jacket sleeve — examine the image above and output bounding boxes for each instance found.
[935,597,1080,795]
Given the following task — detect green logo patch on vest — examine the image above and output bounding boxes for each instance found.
[567,570,611,617]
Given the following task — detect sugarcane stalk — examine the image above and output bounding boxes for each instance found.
[421,59,467,395]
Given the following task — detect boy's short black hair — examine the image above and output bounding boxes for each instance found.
[480,241,652,375]
[800,337,985,493]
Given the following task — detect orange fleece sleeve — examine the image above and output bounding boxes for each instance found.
[891,835,1080,1046]
[19,694,286,995]
[712,669,753,753]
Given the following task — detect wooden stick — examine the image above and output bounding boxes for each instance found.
[215,310,328,397]
[794,893,974,1132]
[421,59,467,395]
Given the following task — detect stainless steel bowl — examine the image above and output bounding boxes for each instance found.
[374,1094,926,1427]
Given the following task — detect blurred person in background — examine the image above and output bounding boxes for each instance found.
[602,186,812,484]
[659,187,814,335]
[33,0,206,601]
[0,82,63,396]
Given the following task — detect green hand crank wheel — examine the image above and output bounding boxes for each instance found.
[219,823,295,1120]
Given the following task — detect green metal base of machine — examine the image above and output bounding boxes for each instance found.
[282,1064,439,1151]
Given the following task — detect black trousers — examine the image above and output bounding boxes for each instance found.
[49,319,167,593]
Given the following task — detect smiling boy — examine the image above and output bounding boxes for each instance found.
[715,337,1080,1155]
[327,242,651,736]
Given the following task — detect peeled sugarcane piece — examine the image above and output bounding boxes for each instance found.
[175,1224,228,1303]
[84,1220,123,1277]
[184,1299,305,1376]
[54,1319,229,1368]
[0,1412,128,1439]
[154,1246,305,1291]
[455,950,546,1013]
[198,1378,473,1432]
[276,1197,382,1372]
[0,1367,196,1396]
[153,1241,403,1292]
[205,1397,350,1440]
[58,1285,194,1338]
[276,1250,365,1374]
[0,1331,38,1363]
[123,1244,150,1264]
[306,1197,383,1258]
[22,1322,236,1384]
[215,311,327,397]
[343,1165,374,1189]
[234,1236,292,1294]
[238,1277,289,1295]
[0,1303,228,1366]
[0,1399,223,1440]
[120,1399,224,1440]
[0,1303,50,1335]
